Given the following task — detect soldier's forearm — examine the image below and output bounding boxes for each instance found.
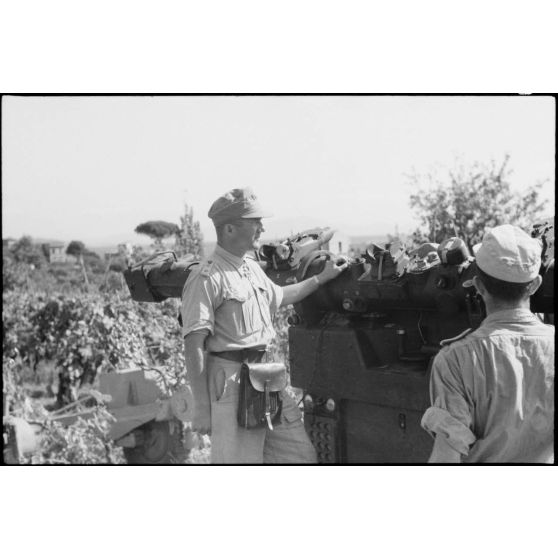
[281,275,322,306]
[184,331,211,408]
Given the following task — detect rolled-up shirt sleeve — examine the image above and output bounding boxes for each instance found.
[421,351,477,456]
[181,272,220,338]
[265,275,283,315]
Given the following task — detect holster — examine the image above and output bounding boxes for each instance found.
[237,362,287,430]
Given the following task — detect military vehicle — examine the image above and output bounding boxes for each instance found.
[123,224,554,463]
[3,363,193,464]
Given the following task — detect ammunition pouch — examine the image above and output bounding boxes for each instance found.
[237,362,287,430]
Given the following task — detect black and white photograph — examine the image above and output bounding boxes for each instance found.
[3,94,555,465]
[1,2,557,556]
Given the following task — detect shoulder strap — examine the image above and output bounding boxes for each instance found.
[440,328,473,347]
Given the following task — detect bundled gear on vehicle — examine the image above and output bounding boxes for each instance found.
[258,227,335,271]
[124,251,199,303]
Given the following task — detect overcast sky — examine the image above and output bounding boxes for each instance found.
[2,95,555,246]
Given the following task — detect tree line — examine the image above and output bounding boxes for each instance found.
[408,155,548,250]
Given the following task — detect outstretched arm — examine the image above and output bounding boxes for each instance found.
[281,258,349,306]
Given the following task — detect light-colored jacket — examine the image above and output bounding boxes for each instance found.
[422,308,554,463]
[181,244,283,352]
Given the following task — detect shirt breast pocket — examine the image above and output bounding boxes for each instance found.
[242,287,264,334]
[222,288,249,335]
[252,280,272,328]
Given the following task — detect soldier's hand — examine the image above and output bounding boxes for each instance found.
[191,404,212,436]
[318,256,349,284]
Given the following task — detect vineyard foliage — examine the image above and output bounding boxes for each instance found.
[3,289,186,403]
[3,287,291,396]
[3,243,293,464]
[21,403,127,465]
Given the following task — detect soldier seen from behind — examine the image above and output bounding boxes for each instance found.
[421,224,554,463]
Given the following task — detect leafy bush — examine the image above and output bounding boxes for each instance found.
[3,257,31,291]
[269,305,292,372]
[22,405,126,465]
[3,288,186,406]
[10,235,48,268]
[4,344,163,465]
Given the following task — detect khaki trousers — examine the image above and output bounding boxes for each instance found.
[207,355,317,464]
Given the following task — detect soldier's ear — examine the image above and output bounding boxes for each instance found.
[527,275,542,296]
[472,275,487,297]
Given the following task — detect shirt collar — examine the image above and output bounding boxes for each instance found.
[214,243,245,269]
[483,307,539,327]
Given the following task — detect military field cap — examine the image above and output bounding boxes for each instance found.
[208,188,272,226]
[476,224,541,283]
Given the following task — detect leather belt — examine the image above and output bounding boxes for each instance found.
[210,348,267,363]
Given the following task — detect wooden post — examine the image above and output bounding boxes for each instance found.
[79,255,90,288]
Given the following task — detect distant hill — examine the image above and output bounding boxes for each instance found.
[86,240,217,259]
[349,234,390,247]
[88,245,121,258]
[27,237,66,245]
[11,233,396,258]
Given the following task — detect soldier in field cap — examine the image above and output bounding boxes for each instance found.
[422,224,554,463]
[207,188,272,225]
[181,187,348,463]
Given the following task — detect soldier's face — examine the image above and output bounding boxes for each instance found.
[231,218,265,251]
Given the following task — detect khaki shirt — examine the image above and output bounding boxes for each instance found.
[181,244,283,352]
[421,309,554,463]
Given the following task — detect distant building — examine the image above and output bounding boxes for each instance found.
[42,241,68,263]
